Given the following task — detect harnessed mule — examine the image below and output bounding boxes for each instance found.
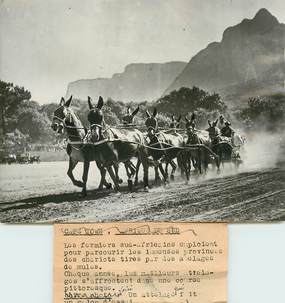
[136,109,185,184]
[51,96,112,196]
[207,119,233,167]
[87,96,151,190]
[180,115,221,176]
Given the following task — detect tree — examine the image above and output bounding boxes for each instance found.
[2,129,28,154]
[0,80,31,137]
[17,105,53,143]
[155,86,226,115]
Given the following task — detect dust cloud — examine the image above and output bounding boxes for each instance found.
[194,130,284,182]
[242,131,284,170]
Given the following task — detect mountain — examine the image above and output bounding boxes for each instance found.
[66,61,187,102]
[165,8,285,104]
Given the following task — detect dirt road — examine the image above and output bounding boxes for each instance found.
[0,165,284,223]
[0,133,284,223]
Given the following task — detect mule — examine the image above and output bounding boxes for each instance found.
[51,96,112,196]
[87,96,151,190]
[138,108,185,183]
[206,119,235,167]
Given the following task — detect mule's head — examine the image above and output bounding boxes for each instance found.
[122,106,139,124]
[145,108,158,132]
[206,119,220,139]
[185,112,196,130]
[170,115,181,129]
[87,96,104,142]
[51,96,73,134]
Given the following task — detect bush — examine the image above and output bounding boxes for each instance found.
[237,94,285,131]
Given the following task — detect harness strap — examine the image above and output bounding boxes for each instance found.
[53,114,85,129]
[90,123,103,129]
[66,138,219,158]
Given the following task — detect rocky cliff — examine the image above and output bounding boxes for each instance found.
[67,61,187,102]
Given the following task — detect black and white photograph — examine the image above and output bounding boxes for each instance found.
[0,0,284,223]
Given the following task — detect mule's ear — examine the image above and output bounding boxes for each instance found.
[65,95,72,107]
[153,108,157,117]
[132,106,139,116]
[213,119,218,126]
[208,120,212,127]
[171,115,175,122]
[190,112,196,122]
[146,110,151,118]
[97,96,104,109]
[177,114,182,122]
[185,115,189,122]
[60,97,65,106]
[88,96,95,109]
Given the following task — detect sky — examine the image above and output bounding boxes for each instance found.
[0,0,284,104]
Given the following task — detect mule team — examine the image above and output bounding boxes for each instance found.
[51,96,243,196]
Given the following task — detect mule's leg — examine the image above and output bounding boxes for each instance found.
[67,157,83,187]
[134,158,141,186]
[177,151,186,179]
[114,163,123,184]
[197,148,203,174]
[143,163,149,190]
[203,157,208,176]
[81,160,90,196]
[169,159,177,180]
[154,165,161,185]
[96,162,105,190]
[124,163,131,179]
[177,156,184,178]
[124,161,136,191]
[187,153,192,182]
[158,163,168,185]
[179,152,190,184]
[96,162,112,190]
[124,160,136,179]
[106,165,120,191]
[127,161,136,175]
[215,156,221,174]
[139,149,150,190]
[164,162,169,180]
[180,161,185,177]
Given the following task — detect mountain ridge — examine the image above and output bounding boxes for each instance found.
[66,61,187,102]
[165,8,285,103]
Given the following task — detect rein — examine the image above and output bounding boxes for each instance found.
[56,116,219,158]
[65,137,219,158]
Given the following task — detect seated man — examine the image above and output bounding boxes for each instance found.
[221,121,234,138]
